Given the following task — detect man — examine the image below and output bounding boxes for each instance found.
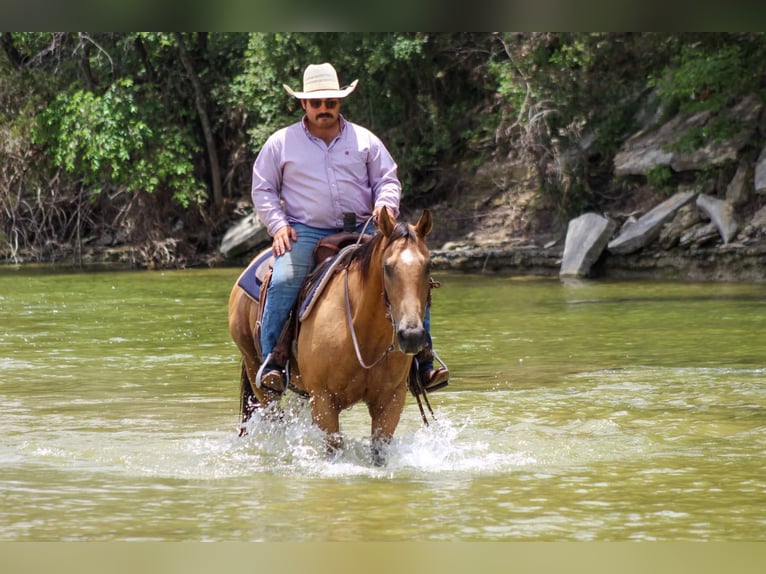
[251,62,448,394]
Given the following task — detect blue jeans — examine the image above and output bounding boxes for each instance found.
[260,222,433,365]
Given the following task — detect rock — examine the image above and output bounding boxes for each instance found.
[614,95,762,176]
[696,193,739,243]
[756,146,766,194]
[658,204,703,249]
[679,222,719,247]
[613,120,676,176]
[607,190,696,254]
[560,213,616,278]
[751,205,766,229]
[671,96,761,171]
[725,162,751,207]
[219,212,271,258]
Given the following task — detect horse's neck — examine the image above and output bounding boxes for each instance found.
[347,251,387,324]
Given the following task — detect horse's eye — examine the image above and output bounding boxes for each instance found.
[383,262,394,277]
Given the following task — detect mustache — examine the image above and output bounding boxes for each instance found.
[317,113,334,119]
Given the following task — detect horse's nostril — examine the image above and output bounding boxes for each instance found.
[397,326,426,355]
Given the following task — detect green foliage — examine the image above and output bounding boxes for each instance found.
[4,32,766,265]
[670,117,747,155]
[646,165,673,190]
[649,42,755,114]
[231,32,487,195]
[35,79,202,206]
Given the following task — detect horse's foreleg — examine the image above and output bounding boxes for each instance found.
[310,393,343,454]
[239,361,257,432]
[368,390,407,465]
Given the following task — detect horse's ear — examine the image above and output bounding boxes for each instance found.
[379,206,395,237]
[415,209,432,238]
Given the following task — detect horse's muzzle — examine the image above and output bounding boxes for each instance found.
[396,324,426,355]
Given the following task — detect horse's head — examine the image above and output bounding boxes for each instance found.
[378,209,433,355]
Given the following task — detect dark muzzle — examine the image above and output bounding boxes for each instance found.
[396,323,426,355]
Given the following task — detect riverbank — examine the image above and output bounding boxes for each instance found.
[428,238,766,282]
[5,209,766,283]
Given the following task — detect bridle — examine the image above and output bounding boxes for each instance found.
[342,216,408,370]
[344,264,396,369]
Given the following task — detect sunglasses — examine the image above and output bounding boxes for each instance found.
[307,99,339,109]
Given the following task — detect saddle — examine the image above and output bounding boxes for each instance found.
[249,231,372,366]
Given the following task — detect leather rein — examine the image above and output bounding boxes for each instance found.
[344,265,396,369]
[343,216,396,369]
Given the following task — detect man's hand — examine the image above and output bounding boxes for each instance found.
[272,225,297,256]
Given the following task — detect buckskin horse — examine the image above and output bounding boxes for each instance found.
[228,209,435,464]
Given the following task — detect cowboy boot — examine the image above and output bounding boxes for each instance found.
[257,312,295,396]
[416,346,449,392]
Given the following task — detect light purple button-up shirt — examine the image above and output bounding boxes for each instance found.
[251,115,401,236]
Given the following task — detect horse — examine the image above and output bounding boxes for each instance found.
[228,209,434,463]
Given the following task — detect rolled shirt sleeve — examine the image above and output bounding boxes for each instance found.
[367,135,401,219]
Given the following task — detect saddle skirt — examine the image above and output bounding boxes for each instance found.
[238,232,373,363]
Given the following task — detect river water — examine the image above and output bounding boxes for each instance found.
[1,266,765,541]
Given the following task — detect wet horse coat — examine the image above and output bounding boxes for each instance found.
[228,209,433,461]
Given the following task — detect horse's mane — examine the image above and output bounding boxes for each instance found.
[349,222,416,283]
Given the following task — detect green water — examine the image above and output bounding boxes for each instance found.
[1,267,765,541]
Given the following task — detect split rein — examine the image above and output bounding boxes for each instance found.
[344,267,396,369]
[344,215,395,369]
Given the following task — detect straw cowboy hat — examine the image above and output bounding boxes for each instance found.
[283,63,358,99]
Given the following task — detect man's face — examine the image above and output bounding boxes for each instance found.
[301,98,341,129]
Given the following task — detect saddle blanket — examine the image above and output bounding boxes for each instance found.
[237,247,273,301]
[236,241,360,319]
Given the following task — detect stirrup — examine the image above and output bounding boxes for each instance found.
[420,367,449,392]
[418,348,450,393]
[255,353,286,394]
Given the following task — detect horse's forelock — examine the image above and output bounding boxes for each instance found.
[352,222,418,279]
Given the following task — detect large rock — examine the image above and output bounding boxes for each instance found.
[219,212,270,258]
[752,204,766,229]
[725,161,751,207]
[607,190,696,254]
[613,116,679,176]
[658,204,703,249]
[679,221,719,247]
[560,213,616,278]
[756,146,766,194]
[614,95,762,176]
[695,193,739,244]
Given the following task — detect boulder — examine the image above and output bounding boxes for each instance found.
[756,146,766,194]
[679,222,719,247]
[750,204,766,229]
[695,193,740,244]
[725,161,751,207]
[613,117,679,176]
[560,213,616,278]
[219,212,270,258]
[658,204,703,249]
[607,190,696,254]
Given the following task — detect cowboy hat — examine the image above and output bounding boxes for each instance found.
[282,62,358,99]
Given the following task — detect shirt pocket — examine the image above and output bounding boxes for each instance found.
[338,148,369,185]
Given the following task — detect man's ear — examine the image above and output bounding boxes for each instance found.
[300,99,307,110]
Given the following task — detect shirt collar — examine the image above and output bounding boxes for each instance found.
[301,114,346,140]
